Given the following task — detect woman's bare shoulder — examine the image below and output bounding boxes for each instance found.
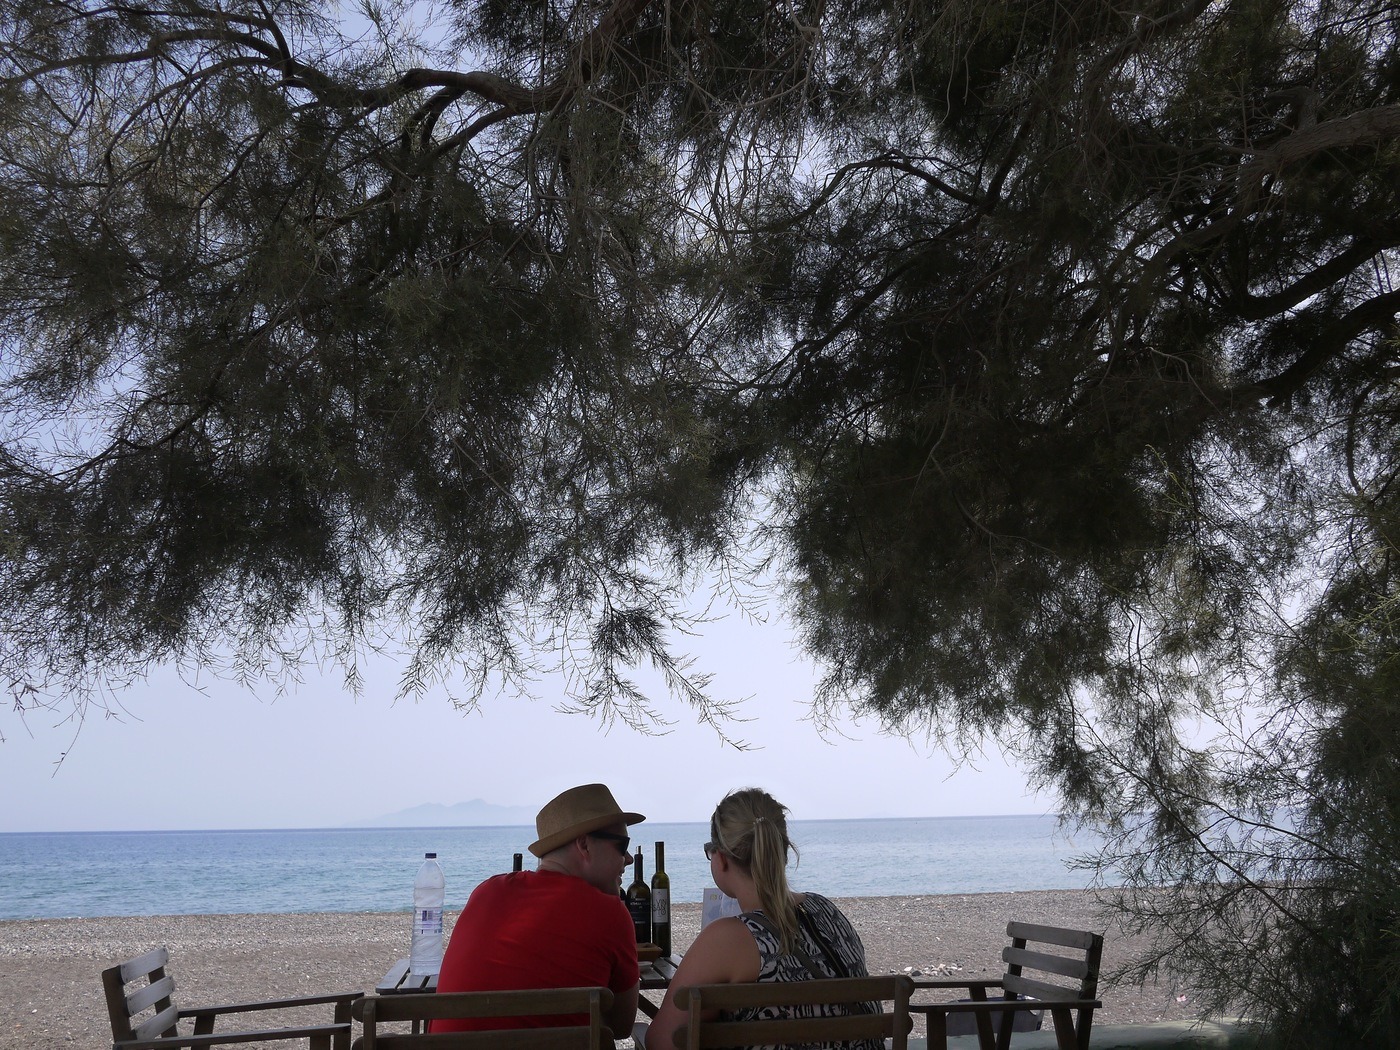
[695,915,755,946]
[673,916,760,984]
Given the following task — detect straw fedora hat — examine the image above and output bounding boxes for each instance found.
[529,783,645,857]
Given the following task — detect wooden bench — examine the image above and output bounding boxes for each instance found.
[102,946,361,1050]
[910,921,1103,1050]
[672,974,914,1049]
[352,987,614,1049]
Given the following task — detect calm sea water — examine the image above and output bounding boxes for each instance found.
[0,816,1104,920]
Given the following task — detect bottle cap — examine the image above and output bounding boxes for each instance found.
[425,852,436,858]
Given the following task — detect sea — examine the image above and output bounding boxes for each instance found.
[0,815,1108,921]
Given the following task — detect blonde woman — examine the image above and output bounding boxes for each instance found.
[644,788,881,1050]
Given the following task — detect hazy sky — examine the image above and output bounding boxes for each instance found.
[1,601,1053,833]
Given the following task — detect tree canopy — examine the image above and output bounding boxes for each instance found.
[3,0,1398,1043]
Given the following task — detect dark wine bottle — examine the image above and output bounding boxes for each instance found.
[650,841,671,955]
[511,853,523,872]
[626,850,651,943]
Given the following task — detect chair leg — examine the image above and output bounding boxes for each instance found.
[1048,1006,1076,1050]
[333,1001,353,1050]
[1076,1010,1094,1050]
[994,1005,1014,1050]
[927,1010,948,1050]
[980,1008,999,1050]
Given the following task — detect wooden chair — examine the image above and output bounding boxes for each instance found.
[102,946,362,1050]
[910,921,1103,1050]
[672,974,914,1049]
[351,987,614,1049]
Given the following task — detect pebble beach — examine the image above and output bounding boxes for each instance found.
[3,890,1205,1048]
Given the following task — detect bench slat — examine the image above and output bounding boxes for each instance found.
[677,975,913,1050]
[181,991,363,1017]
[687,1013,896,1047]
[120,948,171,983]
[131,1006,180,1041]
[116,1023,350,1048]
[1005,922,1099,950]
[127,976,176,1016]
[354,1031,603,1050]
[354,988,607,1024]
[1003,946,1091,980]
[679,975,898,1010]
[1003,973,1084,1001]
[912,1000,1053,1014]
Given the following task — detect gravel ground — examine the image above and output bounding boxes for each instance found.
[1,890,1205,1049]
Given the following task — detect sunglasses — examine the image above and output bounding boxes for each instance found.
[589,831,631,855]
[703,841,722,859]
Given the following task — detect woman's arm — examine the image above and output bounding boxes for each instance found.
[643,918,760,1050]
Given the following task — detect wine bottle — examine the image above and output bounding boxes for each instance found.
[626,849,651,944]
[650,840,671,955]
[512,853,523,872]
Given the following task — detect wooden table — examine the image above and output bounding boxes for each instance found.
[373,961,437,1032]
[375,953,682,1019]
[375,958,437,995]
[640,954,680,1017]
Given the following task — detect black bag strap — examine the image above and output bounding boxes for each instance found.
[796,904,853,979]
[797,903,877,1016]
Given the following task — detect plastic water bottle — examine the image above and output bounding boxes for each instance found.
[410,852,445,976]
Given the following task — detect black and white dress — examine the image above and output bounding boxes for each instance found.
[731,892,883,1050]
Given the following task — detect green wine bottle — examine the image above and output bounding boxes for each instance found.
[626,850,651,943]
[650,841,671,955]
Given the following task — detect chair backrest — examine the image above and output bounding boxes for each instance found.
[351,987,614,1050]
[103,947,181,1045]
[1000,921,1102,1004]
[999,921,1102,1050]
[673,974,914,1050]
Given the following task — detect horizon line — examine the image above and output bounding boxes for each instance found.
[0,812,1062,835]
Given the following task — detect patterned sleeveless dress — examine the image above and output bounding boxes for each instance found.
[731,892,884,1050]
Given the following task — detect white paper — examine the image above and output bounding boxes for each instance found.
[701,886,743,928]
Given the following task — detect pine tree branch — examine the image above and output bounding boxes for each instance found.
[1254,289,1400,408]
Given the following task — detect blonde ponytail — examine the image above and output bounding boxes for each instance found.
[710,788,801,955]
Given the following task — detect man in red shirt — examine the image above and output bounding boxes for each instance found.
[432,783,643,1038]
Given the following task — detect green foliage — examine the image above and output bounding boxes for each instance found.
[3,0,1400,1041]
[1094,484,1400,1047]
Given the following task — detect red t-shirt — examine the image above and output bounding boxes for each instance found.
[430,870,639,1032]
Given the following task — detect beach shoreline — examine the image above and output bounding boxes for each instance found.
[3,889,1204,1048]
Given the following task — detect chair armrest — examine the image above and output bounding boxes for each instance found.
[115,1022,351,1048]
[909,980,1004,991]
[911,998,1101,1015]
[179,991,364,1018]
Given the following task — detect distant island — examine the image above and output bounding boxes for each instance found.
[345,798,535,828]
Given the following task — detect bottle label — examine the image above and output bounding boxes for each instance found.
[628,899,650,939]
[651,889,669,922]
[414,907,443,935]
